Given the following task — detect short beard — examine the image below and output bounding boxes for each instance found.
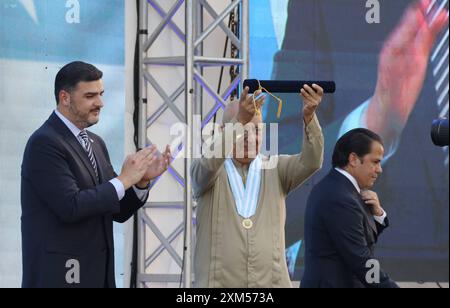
[68,101,94,129]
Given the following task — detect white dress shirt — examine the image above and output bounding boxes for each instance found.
[335,168,387,225]
[54,109,149,202]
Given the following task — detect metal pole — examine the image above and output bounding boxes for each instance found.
[195,0,204,115]
[184,0,194,289]
[241,0,249,83]
[137,0,149,288]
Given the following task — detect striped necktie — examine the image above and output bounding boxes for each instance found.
[78,130,99,180]
[428,0,449,165]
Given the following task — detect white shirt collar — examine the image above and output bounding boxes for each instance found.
[335,168,361,194]
[54,109,83,138]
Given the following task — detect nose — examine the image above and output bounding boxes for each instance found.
[377,164,383,174]
[97,98,104,108]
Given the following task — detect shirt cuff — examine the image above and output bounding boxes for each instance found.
[110,178,126,201]
[339,98,400,162]
[373,210,387,226]
[338,99,370,138]
[133,185,150,202]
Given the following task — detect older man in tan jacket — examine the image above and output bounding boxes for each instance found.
[191,84,324,288]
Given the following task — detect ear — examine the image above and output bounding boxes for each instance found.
[348,152,359,168]
[59,90,70,107]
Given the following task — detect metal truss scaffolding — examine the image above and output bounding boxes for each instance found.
[137,0,249,288]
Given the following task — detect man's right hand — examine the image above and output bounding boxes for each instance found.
[237,87,265,125]
[117,146,157,190]
[368,0,448,139]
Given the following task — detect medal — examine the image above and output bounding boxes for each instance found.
[242,218,253,230]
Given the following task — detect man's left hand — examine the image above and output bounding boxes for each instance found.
[301,84,324,125]
[361,190,384,217]
[137,145,172,187]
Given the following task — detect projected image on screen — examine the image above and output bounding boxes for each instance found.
[250,0,449,282]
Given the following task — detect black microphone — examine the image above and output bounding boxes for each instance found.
[243,79,336,94]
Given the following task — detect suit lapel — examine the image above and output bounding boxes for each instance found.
[331,170,378,236]
[66,136,100,185]
[48,113,99,185]
[354,192,378,236]
[90,136,112,183]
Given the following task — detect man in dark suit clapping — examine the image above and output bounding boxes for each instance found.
[21,61,171,288]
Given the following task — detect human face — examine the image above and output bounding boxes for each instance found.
[234,114,263,165]
[350,141,384,190]
[59,80,105,130]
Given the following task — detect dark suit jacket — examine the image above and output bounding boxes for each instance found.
[21,112,147,288]
[301,169,398,288]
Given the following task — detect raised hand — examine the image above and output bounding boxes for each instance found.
[301,84,324,125]
[368,0,448,139]
[237,87,265,125]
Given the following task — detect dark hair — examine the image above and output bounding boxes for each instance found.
[332,128,383,168]
[54,61,103,105]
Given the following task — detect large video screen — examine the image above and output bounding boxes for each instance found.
[250,0,449,282]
